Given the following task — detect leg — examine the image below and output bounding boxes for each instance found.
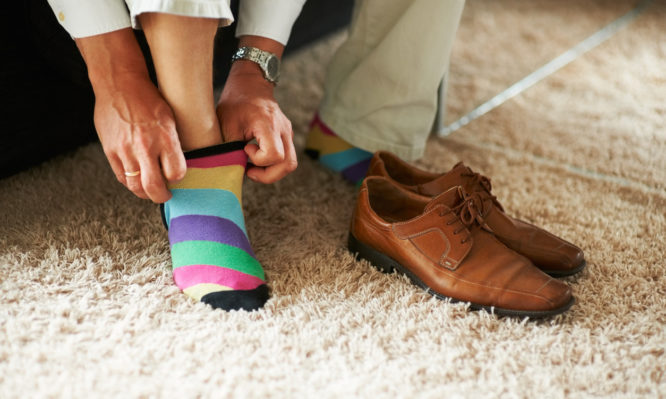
[139,13,222,151]
[139,12,268,311]
[311,0,466,162]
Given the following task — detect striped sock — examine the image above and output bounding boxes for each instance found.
[305,114,372,185]
[161,141,269,311]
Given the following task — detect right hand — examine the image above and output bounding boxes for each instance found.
[92,72,186,203]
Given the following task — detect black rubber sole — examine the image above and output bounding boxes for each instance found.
[541,260,586,278]
[348,234,575,318]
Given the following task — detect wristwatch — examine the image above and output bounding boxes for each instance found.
[231,46,280,84]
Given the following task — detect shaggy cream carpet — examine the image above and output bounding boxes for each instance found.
[1,0,664,397]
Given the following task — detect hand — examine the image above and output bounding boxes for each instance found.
[76,29,186,203]
[93,72,186,202]
[216,59,297,184]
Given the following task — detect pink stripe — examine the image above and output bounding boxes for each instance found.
[173,264,264,291]
[310,113,338,137]
[186,149,247,169]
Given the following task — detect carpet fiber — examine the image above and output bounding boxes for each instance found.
[1,0,665,397]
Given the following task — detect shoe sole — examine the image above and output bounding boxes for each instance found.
[348,234,575,318]
[541,260,586,278]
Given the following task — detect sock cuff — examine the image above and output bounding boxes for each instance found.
[183,141,246,160]
[310,113,337,137]
[184,142,247,169]
[166,141,248,223]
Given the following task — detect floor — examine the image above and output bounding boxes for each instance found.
[1,1,664,397]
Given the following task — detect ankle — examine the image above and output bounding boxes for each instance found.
[178,124,224,152]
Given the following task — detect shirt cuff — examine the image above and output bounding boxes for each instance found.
[46,0,132,38]
[235,0,306,46]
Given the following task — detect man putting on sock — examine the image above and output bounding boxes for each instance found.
[45,0,582,316]
[46,0,470,312]
[58,2,301,311]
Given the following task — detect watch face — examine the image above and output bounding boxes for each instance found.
[266,56,279,82]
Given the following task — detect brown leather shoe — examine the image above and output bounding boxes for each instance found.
[366,152,586,277]
[349,177,574,317]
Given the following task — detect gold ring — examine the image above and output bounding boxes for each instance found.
[124,170,141,177]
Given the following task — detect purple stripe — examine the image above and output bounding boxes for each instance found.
[168,215,255,257]
[341,157,371,183]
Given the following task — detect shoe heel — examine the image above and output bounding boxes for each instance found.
[348,234,398,274]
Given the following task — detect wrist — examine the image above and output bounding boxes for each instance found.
[75,28,150,94]
[223,66,275,101]
[228,60,272,83]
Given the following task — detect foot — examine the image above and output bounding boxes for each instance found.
[161,141,269,311]
[304,114,372,185]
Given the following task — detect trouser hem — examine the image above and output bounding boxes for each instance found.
[319,110,427,161]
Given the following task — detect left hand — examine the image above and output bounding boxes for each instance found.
[216,61,297,184]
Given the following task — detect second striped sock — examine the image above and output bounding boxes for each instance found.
[305,114,372,185]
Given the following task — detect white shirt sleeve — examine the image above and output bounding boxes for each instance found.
[46,0,132,38]
[236,0,306,46]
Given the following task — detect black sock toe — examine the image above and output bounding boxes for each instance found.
[200,284,270,311]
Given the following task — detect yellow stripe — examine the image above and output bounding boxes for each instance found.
[183,283,232,301]
[169,165,244,203]
[305,125,353,156]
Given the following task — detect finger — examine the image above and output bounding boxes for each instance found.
[245,122,285,167]
[282,125,298,173]
[160,140,187,183]
[246,163,291,184]
[119,155,149,200]
[139,154,172,204]
[106,153,127,186]
[247,128,298,184]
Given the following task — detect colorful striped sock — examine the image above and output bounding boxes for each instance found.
[304,114,372,185]
[161,141,269,311]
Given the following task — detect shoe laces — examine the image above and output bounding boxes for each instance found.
[460,170,504,213]
[438,194,485,245]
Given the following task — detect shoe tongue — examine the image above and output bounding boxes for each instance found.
[424,185,465,213]
[419,162,471,196]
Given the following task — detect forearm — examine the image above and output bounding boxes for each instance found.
[74,28,150,94]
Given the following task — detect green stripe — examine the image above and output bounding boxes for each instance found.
[171,240,264,280]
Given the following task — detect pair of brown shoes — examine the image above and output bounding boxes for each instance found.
[349,152,585,317]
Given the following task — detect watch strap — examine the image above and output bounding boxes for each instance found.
[231,46,280,83]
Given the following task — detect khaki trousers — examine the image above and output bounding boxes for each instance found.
[318,0,465,161]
